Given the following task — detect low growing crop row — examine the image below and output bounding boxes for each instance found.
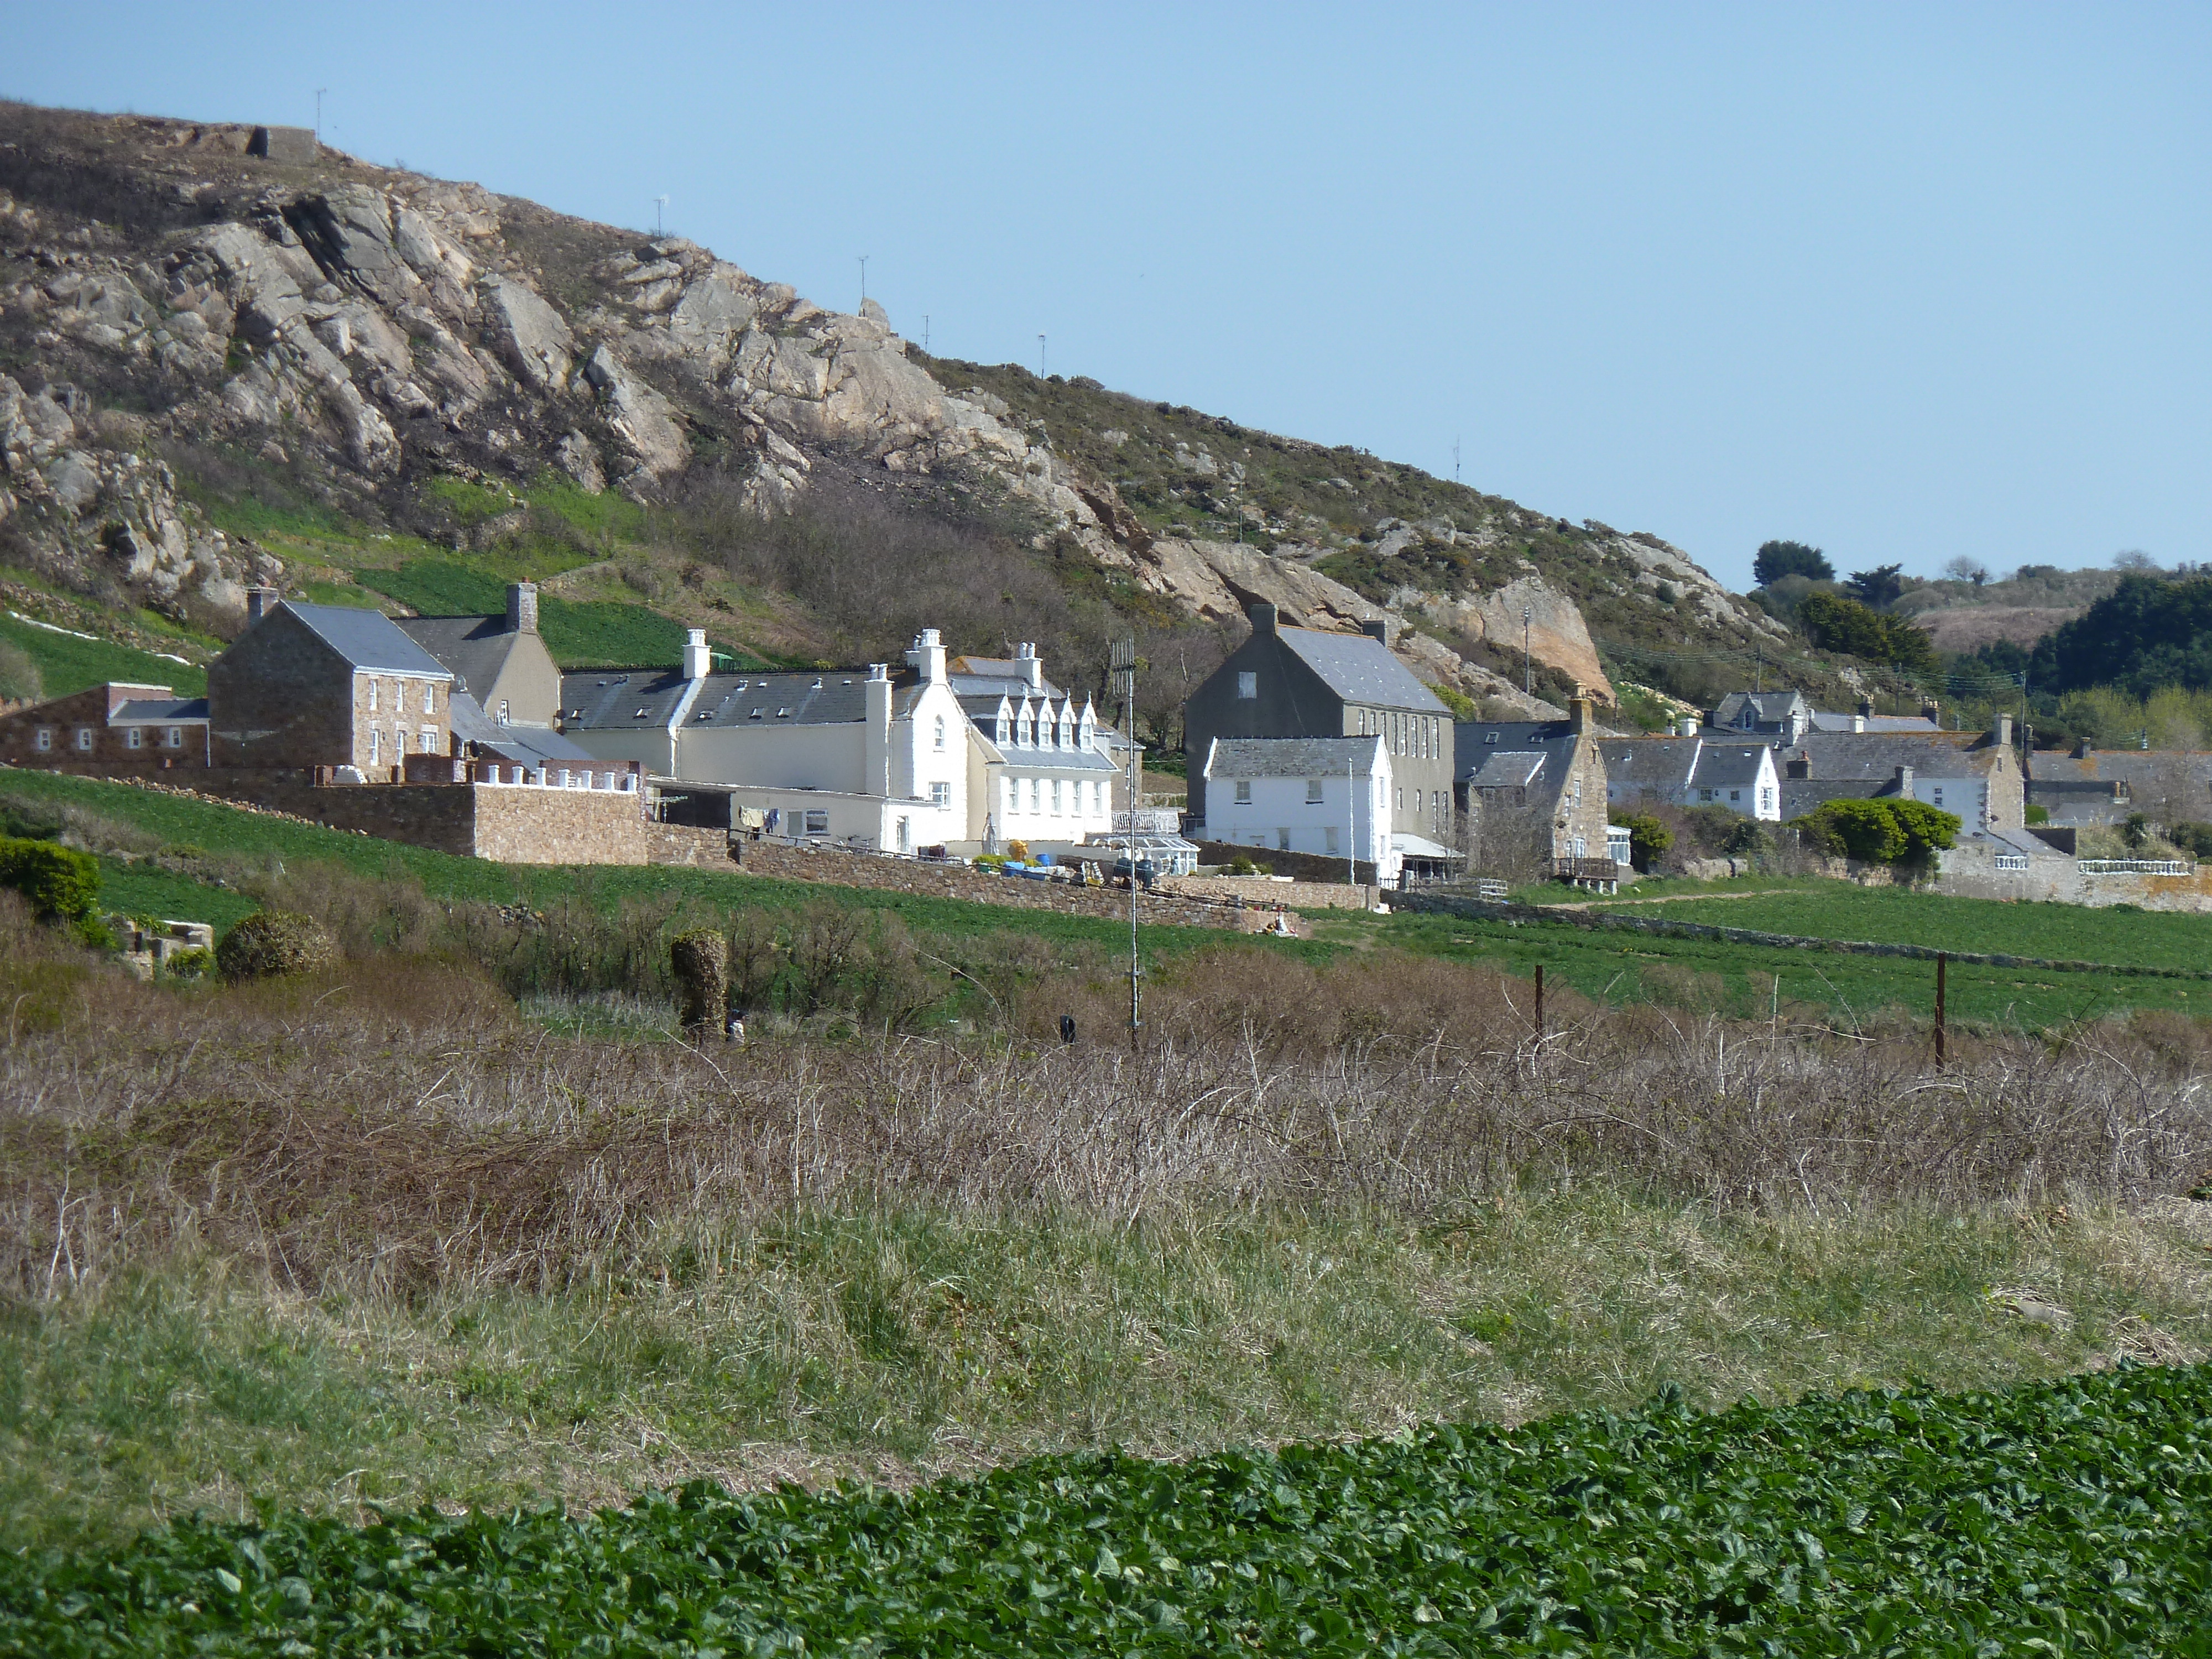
[4,1363,2207,1656]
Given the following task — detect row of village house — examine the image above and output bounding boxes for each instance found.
[1,588,2207,884]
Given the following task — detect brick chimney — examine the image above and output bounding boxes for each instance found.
[506,582,539,634]
[246,586,278,624]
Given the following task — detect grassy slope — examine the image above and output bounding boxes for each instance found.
[12,770,2212,1028]
[0,615,206,698]
[4,1193,2203,1550]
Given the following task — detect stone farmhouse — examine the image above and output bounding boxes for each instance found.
[1198,735,1395,878]
[2025,742,2212,830]
[209,591,455,770]
[1774,721,2025,832]
[0,681,207,769]
[1601,734,1783,822]
[1184,602,1457,867]
[1455,692,1613,870]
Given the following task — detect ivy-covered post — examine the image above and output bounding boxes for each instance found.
[671,929,728,1035]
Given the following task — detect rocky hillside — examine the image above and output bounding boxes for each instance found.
[0,100,1791,732]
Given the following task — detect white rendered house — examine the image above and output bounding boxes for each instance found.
[560,628,971,852]
[1197,735,1397,880]
[950,644,1121,852]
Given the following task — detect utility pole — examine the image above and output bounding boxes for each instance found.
[654,196,669,236]
[858,254,869,308]
[1038,334,1047,377]
[1112,638,1140,1050]
[1453,436,1460,486]
[1522,606,1532,696]
[315,88,327,145]
[1347,756,1357,894]
[923,315,930,352]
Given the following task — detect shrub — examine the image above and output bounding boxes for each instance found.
[1792,798,1960,865]
[1752,539,1833,585]
[0,836,100,920]
[1620,813,1672,872]
[1229,854,1259,876]
[1797,590,1937,672]
[162,947,212,980]
[216,911,338,981]
[1718,817,1773,858]
[2025,804,2050,826]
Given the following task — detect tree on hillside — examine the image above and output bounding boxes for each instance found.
[1943,556,1991,587]
[1798,591,1938,674]
[1844,564,1906,610]
[2028,572,2212,697]
[1753,540,1833,587]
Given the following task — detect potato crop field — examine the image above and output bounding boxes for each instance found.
[4,1363,2208,1656]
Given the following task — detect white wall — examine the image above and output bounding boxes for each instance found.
[1200,769,1394,873]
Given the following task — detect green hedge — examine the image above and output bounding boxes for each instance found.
[0,836,100,920]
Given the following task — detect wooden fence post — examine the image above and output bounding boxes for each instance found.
[1535,963,1546,1044]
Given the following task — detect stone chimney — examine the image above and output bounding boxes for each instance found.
[1247,601,1277,637]
[246,586,278,624]
[682,628,711,680]
[1015,640,1044,691]
[1787,752,1811,780]
[1568,685,1588,733]
[906,627,946,682]
[506,582,539,634]
[1896,764,1916,795]
[1857,695,1875,719]
[1360,618,1389,646]
[1994,712,2014,749]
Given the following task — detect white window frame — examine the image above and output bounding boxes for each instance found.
[164,726,184,749]
[1027,778,1039,812]
[74,727,94,752]
[370,729,382,765]
[126,727,143,750]
[931,781,951,809]
[1234,779,1252,805]
[367,678,378,713]
[497,700,510,725]
[34,728,51,752]
[424,682,436,713]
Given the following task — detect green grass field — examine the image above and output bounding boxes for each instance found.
[0,615,206,699]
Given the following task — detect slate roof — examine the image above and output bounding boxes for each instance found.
[1711,690,1808,728]
[947,657,1065,700]
[1466,751,1548,787]
[1277,625,1446,712]
[1806,711,1940,733]
[1788,732,2004,782]
[110,697,207,722]
[448,690,594,765]
[1203,735,1387,779]
[559,667,927,732]
[281,602,453,679]
[1454,721,1582,785]
[394,615,529,700]
[1599,737,1701,796]
[1687,746,1771,790]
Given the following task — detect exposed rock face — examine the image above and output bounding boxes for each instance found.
[0,110,1761,701]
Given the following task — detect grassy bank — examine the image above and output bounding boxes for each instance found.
[4,1194,2205,1552]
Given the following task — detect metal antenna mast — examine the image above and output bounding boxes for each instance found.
[1038,333,1047,377]
[1112,637,1141,1050]
[315,88,328,145]
[858,254,869,307]
[654,196,669,236]
[1522,606,1533,696]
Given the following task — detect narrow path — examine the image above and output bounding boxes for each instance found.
[1548,888,1803,912]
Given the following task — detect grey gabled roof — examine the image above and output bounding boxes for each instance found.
[1712,690,1807,726]
[947,658,1065,700]
[280,601,453,679]
[1454,721,1580,784]
[1467,750,1547,787]
[1789,732,2004,781]
[1204,735,1386,779]
[1598,737,1700,794]
[1277,626,1447,712]
[394,614,528,699]
[560,667,695,731]
[110,697,207,722]
[1806,711,1939,733]
[1688,746,1770,790]
[447,688,594,765]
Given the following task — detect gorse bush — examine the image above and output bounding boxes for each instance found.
[1792,798,1959,865]
[0,836,100,920]
[214,911,338,981]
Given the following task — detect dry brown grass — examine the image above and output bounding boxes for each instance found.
[3,901,2209,1305]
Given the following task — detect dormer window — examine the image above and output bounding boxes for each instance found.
[749,709,763,719]
[996,717,1009,744]
[777,708,791,718]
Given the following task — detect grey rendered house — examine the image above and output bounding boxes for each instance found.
[1185,602,1455,860]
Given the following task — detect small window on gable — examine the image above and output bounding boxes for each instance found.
[497,700,510,725]
[933,716,946,751]
[1234,780,1252,805]
[1306,778,1324,804]
[1237,671,1257,700]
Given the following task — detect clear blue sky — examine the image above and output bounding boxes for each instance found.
[8,2,2208,591]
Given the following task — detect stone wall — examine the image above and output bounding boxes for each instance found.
[650,828,1258,930]
[1155,871,1377,912]
[1934,837,2212,912]
[473,782,645,864]
[1189,837,1379,885]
